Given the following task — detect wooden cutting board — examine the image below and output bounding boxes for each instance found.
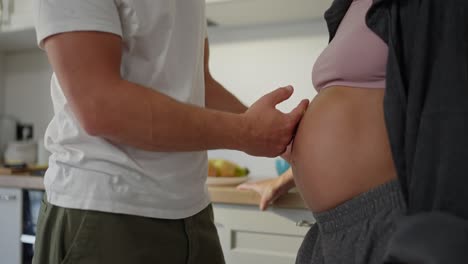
[0,165,48,175]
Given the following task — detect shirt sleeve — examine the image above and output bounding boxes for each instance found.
[34,0,123,49]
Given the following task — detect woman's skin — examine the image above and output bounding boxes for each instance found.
[238,168,294,211]
[240,86,397,212]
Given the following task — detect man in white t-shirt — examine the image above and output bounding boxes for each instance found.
[32,1,309,263]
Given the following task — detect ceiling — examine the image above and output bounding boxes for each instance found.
[206,0,333,27]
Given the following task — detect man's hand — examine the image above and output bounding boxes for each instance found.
[281,143,293,163]
[240,86,309,157]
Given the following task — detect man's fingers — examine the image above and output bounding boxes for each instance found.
[281,143,293,162]
[286,99,309,124]
[262,86,294,106]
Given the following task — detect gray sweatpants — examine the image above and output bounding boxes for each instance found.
[296,180,406,264]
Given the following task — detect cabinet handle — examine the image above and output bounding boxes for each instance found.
[0,194,17,201]
[296,220,313,227]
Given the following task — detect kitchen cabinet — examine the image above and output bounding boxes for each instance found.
[0,0,36,51]
[207,0,331,27]
[213,204,314,264]
[1,0,34,31]
[0,187,22,264]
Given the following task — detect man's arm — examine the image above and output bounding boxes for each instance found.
[44,31,309,156]
[204,39,248,114]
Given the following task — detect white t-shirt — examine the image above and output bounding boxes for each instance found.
[34,0,210,219]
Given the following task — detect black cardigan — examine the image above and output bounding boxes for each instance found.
[324,0,468,262]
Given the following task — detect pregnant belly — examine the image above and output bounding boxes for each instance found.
[291,86,397,212]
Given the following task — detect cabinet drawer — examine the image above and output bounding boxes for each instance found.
[213,204,315,264]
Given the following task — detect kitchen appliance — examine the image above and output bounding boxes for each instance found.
[0,115,19,164]
[2,120,37,166]
[4,140,37,165]
[37,139,50,166]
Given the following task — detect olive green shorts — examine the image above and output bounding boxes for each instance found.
[32,196,225,264]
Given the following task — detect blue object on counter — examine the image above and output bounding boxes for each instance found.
[275,158,291,175]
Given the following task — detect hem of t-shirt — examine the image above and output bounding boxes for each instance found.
[45,190,212,220]
[36,23,123,49]
[318,80,386,92]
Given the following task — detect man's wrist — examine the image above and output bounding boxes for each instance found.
[231,113,251,152]
[214,111,251,152]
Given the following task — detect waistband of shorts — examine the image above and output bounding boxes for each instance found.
[313,179,406,233]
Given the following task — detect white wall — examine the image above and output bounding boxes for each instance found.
[207,21,328,177]
[0,54,5,114]
[0,20,329,178]
[3,50,53,141]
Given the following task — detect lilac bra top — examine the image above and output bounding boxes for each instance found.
[312,0,388,92]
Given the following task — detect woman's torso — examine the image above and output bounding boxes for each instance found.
[291,0,397,212]
[291,87,397,212]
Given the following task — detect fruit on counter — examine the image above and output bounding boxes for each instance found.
[208,161,217,177]
[208,159,249,177]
